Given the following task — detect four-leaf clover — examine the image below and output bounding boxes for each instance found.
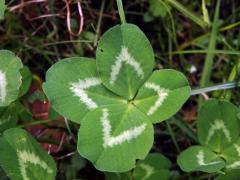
[43,23,190,172]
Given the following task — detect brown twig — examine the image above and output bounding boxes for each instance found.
[9,0,47,12]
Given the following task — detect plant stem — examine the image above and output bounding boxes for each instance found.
[166,0,208,28]
[200,0,220,87]
[178,21,240,50]
[116,0,126,24]
[171,117,198,143]
[64,118,77,143]
[191,81,240,95]
[166,121,181,153]
[94,0,106,46]
[225,59,240,100]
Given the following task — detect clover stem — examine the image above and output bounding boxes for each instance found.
[191,81,240,95]
[116,0,126,24]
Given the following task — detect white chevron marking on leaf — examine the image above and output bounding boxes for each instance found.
[226,144,240,169]
[101,108,147,148]
[196,150,221,166]
[70,77,101,109]
[206,120,231,144]
[226,161,240,169]
[139,163,154,180]
[234,144,240,157]
[144,82,169,116]
[110,46,144,85]
[0,70,7,103]
[17,150,53,180]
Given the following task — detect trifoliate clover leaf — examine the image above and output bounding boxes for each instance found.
[43,57,124,123]
[177,146,225,173]
[177,99,240,173]
[0,50,23,107]
[133,153,171,180]
[78,104,154,172]
[0,128,56,180]
[198,99,239,153]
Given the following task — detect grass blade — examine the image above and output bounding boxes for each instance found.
[200,0,221,87]
[171,118,198,143]
[166,0,208,28]
[0,0,5,19]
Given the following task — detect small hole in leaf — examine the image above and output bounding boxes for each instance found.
[100,49,104,52]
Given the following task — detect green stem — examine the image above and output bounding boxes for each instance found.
[94,0,106,47]
[171,117,198,143]
[64,118,77,143]
[178,21,240,50]
[166,0,208,28]
[225,60,240,100]
[200,0,221,87]
[166,121,181,153]
[191,81,240,95]
[116,0,126,24]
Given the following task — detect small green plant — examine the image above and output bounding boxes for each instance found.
[0,50,22,106]
[177,99,240,174]
[0,50,57,179]
[43,23,190,172]
[0,128,56,179]
[144,0,171,22]
[0,50,32,132]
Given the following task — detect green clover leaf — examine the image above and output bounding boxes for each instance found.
[177,146,225,173]
[133,153,171,180]
[96,24,155,100]
[135,69,190,123]
[148,0,170,18]
[177,99,240,173]
[0,50,23,107]
[222,138,240,170]
[43,57,124,124]
[78,104,153,172]
[198,99,239,152]
[0,103,18,132]
[43,23,190,172]
[0,128,56,180]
